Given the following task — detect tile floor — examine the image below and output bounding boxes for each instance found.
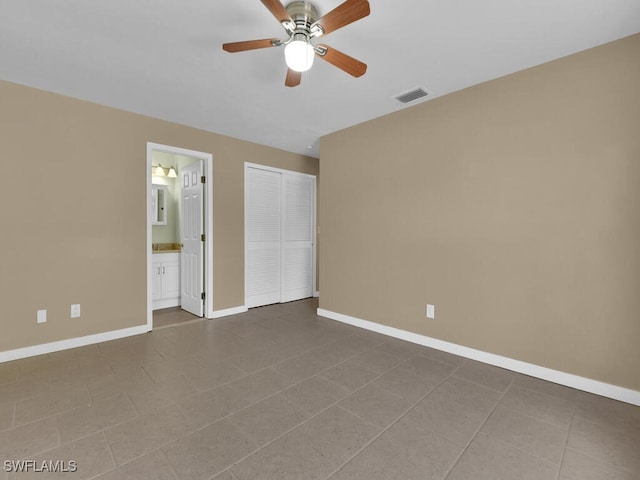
[1,298,639,479]
[153,307,201,329]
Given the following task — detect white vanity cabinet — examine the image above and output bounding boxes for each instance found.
[152,252,180,309]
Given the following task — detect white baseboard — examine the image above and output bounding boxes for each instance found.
[211,305,248,318]
[0,304,250,362]
[317,308,640,407]
[0,325,150,364]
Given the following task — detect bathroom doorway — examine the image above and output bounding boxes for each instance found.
[146,142,214,330]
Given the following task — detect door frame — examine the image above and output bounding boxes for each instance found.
[146,142,214,329]
[244,162,317,307]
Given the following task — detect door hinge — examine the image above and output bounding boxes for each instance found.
[201,292,206,300]
[201,234,206,242]
[201,176,206,184]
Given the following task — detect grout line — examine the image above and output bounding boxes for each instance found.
[147,338,420,474]
[96,314,450,469]
[123,390,145,418]
[494,403,574,431]
[441,378,512,480]
[511,382,579,404]
[556,413,574,480]
[14,384,95,425]
[476,433,562,469]
[448,371,513,395]
[181,325,372,397]
[53,415,62,449]
[490,384,571,455]
[160,448,181,480]
[559,444,639,477]
[498,380,579,431]
[10,400,16,430]
[90,350,379,472]
[331,404,381,430]
[99,430,118,478]
[9,399,84,432]
[12,416,63,463]
[561,410,640,476]
[323,365,462,479]
[51,393,141,447]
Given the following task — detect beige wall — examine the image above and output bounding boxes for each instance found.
[319,34,640,391]
[0,81,318,352]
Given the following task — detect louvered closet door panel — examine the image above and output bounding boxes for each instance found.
[281,173,314,303]
[246,167,282,307]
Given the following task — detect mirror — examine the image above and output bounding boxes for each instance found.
[151,184,167,225]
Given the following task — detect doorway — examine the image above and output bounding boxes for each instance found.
[146,143,214,330]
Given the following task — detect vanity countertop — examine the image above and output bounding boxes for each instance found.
[152,243,181,254]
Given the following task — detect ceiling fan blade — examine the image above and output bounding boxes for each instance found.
[317,44,367,77]
[260,0,292,24]
[285,69,302,87]
[312,0,370,36]
[222,38,279,53]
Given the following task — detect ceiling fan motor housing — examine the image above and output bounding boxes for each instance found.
[286,1,319,25]
[285,1,321,36]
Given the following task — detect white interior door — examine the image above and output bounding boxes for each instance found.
[281,173,315,302]
[246,167,282,308]
[245,164,315,308]
[181,161,204,316]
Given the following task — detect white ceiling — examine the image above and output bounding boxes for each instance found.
[2,0,639,158]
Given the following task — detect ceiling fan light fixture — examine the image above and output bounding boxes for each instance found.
[284,35,315,72]
[222,0,371,86]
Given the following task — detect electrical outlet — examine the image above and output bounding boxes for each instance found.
[70,304,81,318]
[426,304,435,319]
[37,309,47,324]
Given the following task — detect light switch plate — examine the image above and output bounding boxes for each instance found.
[37,309,47,324]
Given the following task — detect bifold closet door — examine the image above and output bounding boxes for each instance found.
[281,173,315,303]
[246,167,282,308]
[245,166,315,308]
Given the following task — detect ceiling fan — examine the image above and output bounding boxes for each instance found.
[222,0,370,87]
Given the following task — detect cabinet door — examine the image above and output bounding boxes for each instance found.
[163,260,181,300]
[151,264,163,300]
